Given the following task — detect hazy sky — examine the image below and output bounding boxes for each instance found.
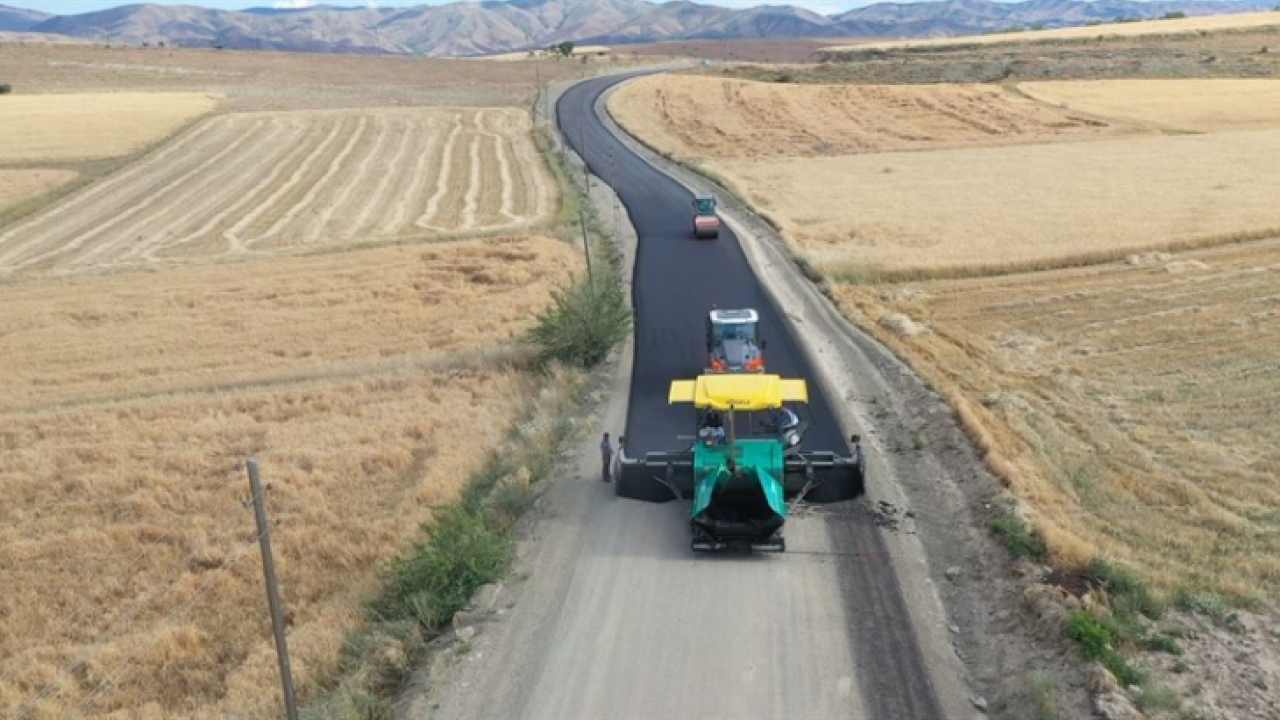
[7,0,896,16]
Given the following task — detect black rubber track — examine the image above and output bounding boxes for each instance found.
[558,74,946,719]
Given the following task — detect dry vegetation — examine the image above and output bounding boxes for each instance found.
[0,169,78,211]
[0,39,587,718]
[0,237,581,718]
[0,43,588,112]
[712,129,1280,277]
[609,74,1119,159]
[0,92,221,161]
[834,239,1280,600]
[0,107,554,274]
[613,74,1280,278]
[1020,78,1280,132]
[828,9,1280,52]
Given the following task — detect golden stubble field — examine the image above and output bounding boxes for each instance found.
[1021,78,1280,132]
[608,74,1119,159]
[836,240,1280,599]
[716,130,1280,277]
[0,42,588,111]
[612,74,1280,278]
[0,237,581,717]
[0,41,584,718]
[827,9,1280,51]
[0,92,222,161]
[0,107,554,273]
[0,169,78,213]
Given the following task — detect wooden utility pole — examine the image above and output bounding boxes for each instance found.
[579,206,594,285]
[580,126,590,191]
[533,53,542,123]
[578,126,594,283]
[246,458,298,720]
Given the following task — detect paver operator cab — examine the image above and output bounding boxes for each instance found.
[692,195,720,239]
[707,308,765,373]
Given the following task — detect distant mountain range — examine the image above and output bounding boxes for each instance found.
[0,0,1274,57]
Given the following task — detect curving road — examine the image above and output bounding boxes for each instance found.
[417,74,951,720]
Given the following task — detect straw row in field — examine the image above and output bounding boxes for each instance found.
[0,107,554,273]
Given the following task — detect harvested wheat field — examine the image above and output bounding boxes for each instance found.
[0,169,78,211]
[710,129,1280,278]
[0,236,581,718]
[1020,79,1280,132]
[834,238,1280,600]
[829,9,1280,52]
[609,75,1118,158]
[0,107,553,274]
[0,92,221,161]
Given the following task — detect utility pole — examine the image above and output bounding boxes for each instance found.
[533,53,542,123]
[580,126,590,192]
[611,148,620,246]
[246,458,298,720]
[578,126,594,284]
[579,205,594,285]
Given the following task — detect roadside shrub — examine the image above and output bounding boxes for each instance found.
[988,511,1048,560]
[528,272,631,368]
[1174,589,1228,617]
[1064,609,1144,686]
[1086,557,1164,620]
[1163,10,1187,19]
[1023,672,1066,720]
[378,505,512,631]
[0,84,12,95]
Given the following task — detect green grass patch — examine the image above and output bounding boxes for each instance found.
[375,505,513,631]
[988,510,1048,560]
[1064,608,1145,687]
[1085,557,1165,620]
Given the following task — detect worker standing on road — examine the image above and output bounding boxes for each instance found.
[600,432,614,483]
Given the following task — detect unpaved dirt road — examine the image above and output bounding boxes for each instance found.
[0,107,550,273]
[412,73,969,720]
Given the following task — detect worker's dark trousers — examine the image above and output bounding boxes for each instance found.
[602,455,612,481]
